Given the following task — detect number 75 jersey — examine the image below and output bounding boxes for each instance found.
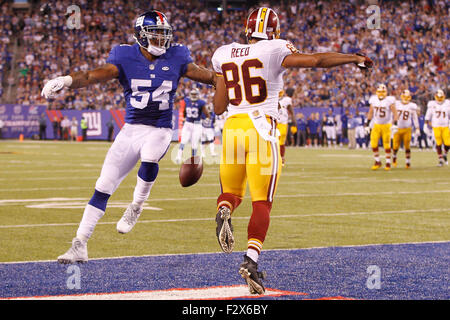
[368,95,396,125]
[212,39,294,120]
[107,43,193,128]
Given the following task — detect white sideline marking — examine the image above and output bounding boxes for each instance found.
[0,207,448,229]
[6,285,298,300]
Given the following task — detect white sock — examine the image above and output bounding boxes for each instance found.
[76,204,105,242]
[200,144,205,156]
[246,248,259,263]
[133,176,155,207]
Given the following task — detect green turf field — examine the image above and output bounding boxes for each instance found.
[0,140,449,263]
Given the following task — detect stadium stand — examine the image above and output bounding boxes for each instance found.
[0,0,448,112]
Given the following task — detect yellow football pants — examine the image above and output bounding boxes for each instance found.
[370,123,392,149]
[219,114,282,202]
[277,123,288,146]
[433,127,450,146]
[393,128,412,150]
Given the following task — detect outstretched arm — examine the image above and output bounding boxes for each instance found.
[41,64,119,99]
[282,52,372,69]
[70,64,119,88]
[184,63,217,87]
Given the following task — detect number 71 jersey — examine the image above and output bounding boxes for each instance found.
[212,39,294,120]
[425,100,450,127]
[107,43,193,128]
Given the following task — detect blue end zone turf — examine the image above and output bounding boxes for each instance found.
[0,242,448,299]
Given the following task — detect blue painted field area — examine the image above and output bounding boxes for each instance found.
[0,242,448,300]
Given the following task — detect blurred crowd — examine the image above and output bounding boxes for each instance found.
[0,0,448,114]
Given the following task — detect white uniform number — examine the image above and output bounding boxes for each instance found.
[130,79,172,110]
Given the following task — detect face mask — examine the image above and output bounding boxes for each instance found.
[147,45,166,56]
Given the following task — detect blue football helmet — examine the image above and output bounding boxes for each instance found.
[134,10,173,56]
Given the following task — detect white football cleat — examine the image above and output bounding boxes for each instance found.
[117,203,143,234]
[57,238,88,264]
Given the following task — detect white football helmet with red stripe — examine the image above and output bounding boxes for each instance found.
[245,7,280,42]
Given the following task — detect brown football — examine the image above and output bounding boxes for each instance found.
[179,156,203,187]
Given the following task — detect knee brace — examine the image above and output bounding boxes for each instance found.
[138,161,159,182]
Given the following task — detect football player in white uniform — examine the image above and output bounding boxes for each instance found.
[211,6,373,294]
[365,84,398,170]
[278,88,295,165]
[392,90,419,168]
[425,89,450,166]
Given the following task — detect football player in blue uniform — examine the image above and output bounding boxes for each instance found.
[200,103,217,157]
[175,88,210,163]
[41,10,216,264]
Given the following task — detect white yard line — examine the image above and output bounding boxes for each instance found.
[0,207,448,229]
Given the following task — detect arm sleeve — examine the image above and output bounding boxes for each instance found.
[211,48,223,75]
[270,40,296,75]
[179,45,194,76]
[412,104,419,128]
[424,102,432,121]
[106,46,119,66]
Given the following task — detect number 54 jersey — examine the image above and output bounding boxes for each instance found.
[211,39,294,120]
[106,43,193,128]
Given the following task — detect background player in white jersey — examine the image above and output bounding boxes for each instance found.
[425,89,450,166]
[365,84,398,171]
[324,108,337,147]
[211,6,373,294]
[278,88,295,165]
[176,88,210,163]
[392,90,419,168]
[41,11,216,264]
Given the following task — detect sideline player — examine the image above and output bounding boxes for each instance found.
[425,89,450,166]
[176,88,210,163]
[365,84,398,171]
[41,11,216,263]
[392,90,419,168]
[277,88,295,165]
[323,108,337,147]
[211,7,373,294]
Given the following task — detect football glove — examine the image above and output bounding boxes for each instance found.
[41,76,72,99]
[355,53,373,70]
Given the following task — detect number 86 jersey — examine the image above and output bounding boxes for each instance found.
[212,39,294,120]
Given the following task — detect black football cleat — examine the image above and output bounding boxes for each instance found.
[239,255,266,295]
[215,206,234,253]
